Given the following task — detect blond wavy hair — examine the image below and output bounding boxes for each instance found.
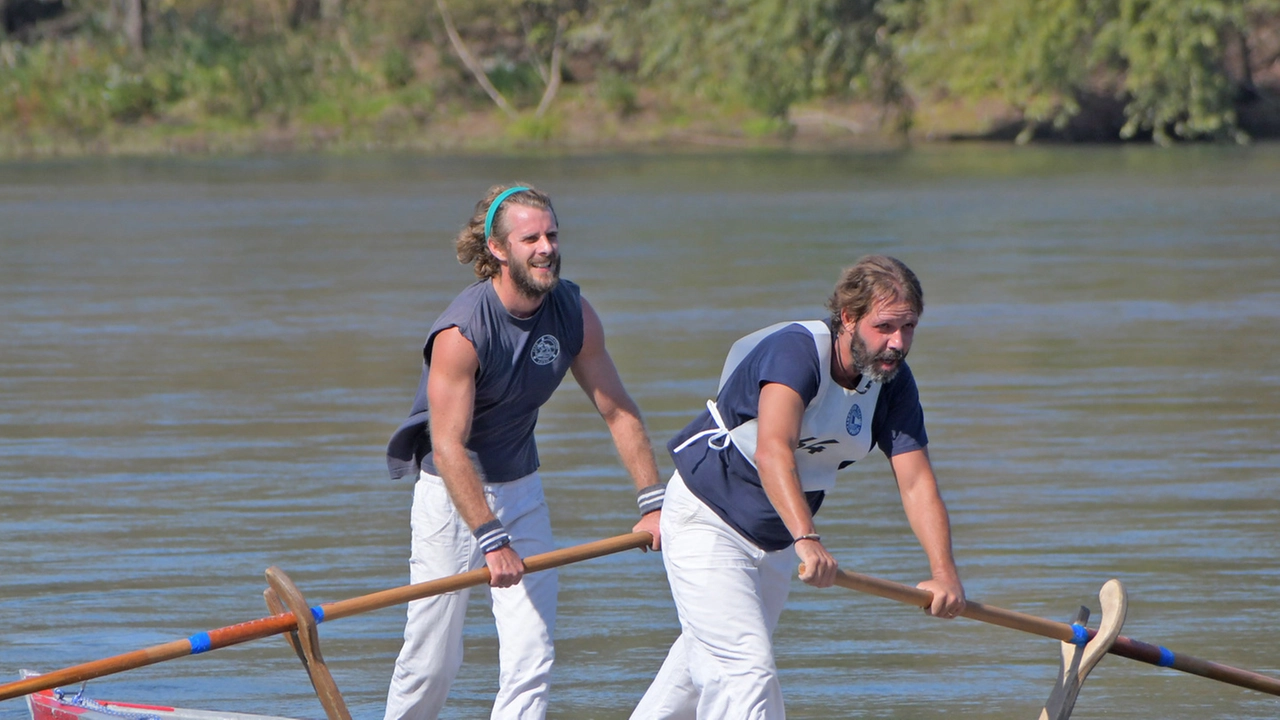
[455,183,556,280]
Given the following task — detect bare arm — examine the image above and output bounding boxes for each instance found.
[570,297,662,549]
[427,326,525,587]
[890,447,966,617]
[756,382,837,587]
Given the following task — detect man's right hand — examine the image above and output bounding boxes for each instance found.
[795,538,837,588]
[485,545,526,588]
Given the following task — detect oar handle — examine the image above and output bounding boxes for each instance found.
[816,565,1280,698]
[0,531,654,703]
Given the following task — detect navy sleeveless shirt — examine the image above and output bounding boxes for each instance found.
[386,279,585,483]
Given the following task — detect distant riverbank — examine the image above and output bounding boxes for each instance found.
[0,93,1021,160]
[5,0,1277,161]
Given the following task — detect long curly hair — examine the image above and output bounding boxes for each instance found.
[826,255,924,327]
[455,183,556,280]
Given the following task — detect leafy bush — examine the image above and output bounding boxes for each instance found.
[596,69,638,116]
[894,0,1269,142]
[609,0,898,119]
[487,61,546,108]
[507,113,559,142]
[104,66,159,121]
[382,45,415,88]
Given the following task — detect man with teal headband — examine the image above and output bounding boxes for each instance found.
[384,183,665,720]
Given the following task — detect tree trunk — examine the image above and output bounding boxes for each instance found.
[122,0,146,55]
[533,17,566,119]
[436,0,517,118]
[289,0,319,29]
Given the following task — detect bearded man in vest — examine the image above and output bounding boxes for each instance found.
[632,255,965,719]
[384,183,664,720]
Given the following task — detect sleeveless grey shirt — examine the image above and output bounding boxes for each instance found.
[386,279,584,483]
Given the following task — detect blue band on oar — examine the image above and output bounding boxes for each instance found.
[311,606,325,624]
[1157,646,1176,667]
[1069,623,1090,646]
[484,186,530,240]
[188,632,212,655]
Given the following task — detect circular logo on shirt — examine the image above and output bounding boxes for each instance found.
[845,404,863,436]
[530,334,560,365]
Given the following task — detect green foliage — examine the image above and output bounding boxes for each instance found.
[0,3,438,147]
[596,69,638,117]
[487,61,547,107]
[741,115,795,138]
[506,112,560,142]
[382,46,416,88]
[104,66,161,121]
[605,0,898,118]
[0,38,118,139]
[896,0,1268,142]
[894,0,1096,127]
[1103,0,1245,142]
[1,0,1274,149]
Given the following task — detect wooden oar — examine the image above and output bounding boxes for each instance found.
[0,531,653,703]
[811,565,1280,698]
[1039,579,1127,720]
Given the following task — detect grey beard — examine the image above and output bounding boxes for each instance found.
[849,333,905,384]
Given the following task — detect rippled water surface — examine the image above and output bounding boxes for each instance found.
[2,146,1279,719]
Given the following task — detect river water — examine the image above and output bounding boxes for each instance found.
[1,145,1278,720]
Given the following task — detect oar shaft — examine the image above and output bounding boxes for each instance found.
[320,531,651,622]
[0,531,653,703]
[828,567,1280,698]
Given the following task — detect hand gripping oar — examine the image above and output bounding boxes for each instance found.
[0,531,653,703]
[804,565,1280,698]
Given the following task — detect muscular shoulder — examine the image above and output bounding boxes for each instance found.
[747,323,823,404]
[423,281,490,363]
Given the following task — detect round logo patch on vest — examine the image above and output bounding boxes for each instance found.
[845,404,863,436]
[530,334,561,366]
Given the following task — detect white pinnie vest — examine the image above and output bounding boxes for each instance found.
[674,321,883,494]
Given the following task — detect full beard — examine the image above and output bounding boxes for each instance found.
[849,331,906,385]
[509,253,561,300]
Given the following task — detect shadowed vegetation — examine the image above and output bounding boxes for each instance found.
[1,0,1278,155]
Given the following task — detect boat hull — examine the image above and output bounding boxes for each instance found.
[22,671,297,720]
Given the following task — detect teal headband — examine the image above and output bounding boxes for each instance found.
[484,186,531,240]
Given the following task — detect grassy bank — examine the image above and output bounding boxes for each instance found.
[4,0,1277,159]
[0,32,926,160]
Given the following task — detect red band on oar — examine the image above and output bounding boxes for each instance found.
[0,531,653,703]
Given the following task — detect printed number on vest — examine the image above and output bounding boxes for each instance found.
[797,437,839,454]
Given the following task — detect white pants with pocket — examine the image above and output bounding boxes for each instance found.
[631,472,795,720]
[384,470,558,720]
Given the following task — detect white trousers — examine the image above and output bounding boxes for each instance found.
[384,471,558,720]
[631,473,795,720]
